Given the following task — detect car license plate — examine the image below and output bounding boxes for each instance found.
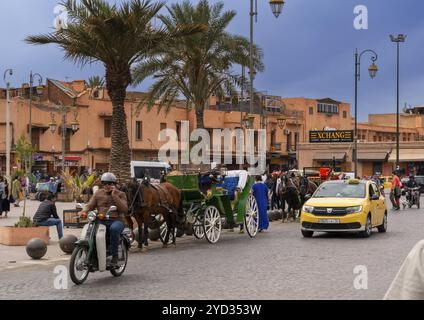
[319,219,340,224]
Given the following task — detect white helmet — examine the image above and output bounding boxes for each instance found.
[101,172,117,183]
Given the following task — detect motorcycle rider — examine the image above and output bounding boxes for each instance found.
[406,175,419,189]
[405,175,419,205]
[81,172,128,267]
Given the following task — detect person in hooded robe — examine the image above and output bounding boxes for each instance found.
[252,175,269,232]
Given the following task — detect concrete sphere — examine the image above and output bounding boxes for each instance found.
[59,234,78,254]
[26,238,47,260]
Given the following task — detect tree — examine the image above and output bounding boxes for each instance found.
[87,75,105,90]
[26,0,202,181]
[133,0,264,129]
[15,135,34,174]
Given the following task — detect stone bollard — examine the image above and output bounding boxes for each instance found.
[26,238,47,260]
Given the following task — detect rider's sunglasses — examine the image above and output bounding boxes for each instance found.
[102,182,115,186]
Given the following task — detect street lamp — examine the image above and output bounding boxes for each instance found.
[29,71,43,173]
[269,0,285,18]
[242,113,255,129]
[277,117,287,129]
[3,69,13,182]
[354,49,378,178]
[49,104,79,173]
[249,0,285,130]
[390,34,407,172]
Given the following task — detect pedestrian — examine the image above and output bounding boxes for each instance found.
[390,170,401,211]
[252,175,269,232]
[0,176,11,218]
[11,176,24,208]
[384,240,424,299]
[270,173,281,210]
[33,193,63,240]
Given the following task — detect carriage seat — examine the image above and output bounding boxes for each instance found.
[217,176,239,201]
[216,170,249,201]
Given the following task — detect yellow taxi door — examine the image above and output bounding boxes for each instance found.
[372,183,384,225]
[368,183,379,226]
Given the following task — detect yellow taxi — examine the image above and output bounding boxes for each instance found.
[300,179,387,238]
[381,176,392,190]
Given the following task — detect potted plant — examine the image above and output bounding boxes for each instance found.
[0,137,49,246]
[62,169,98,227]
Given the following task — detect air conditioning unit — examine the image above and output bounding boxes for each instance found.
[284,129,291,135]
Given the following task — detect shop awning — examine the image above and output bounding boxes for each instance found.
[313,152,346,161]
[357,151,389,161]
[388,149,424,162]
[64,156,82,161]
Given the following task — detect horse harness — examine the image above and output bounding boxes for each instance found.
[129,181,176,216]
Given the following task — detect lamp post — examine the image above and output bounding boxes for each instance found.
[49,104,79,174]
[354,49,378,178]
[249,0,285,127]
[390,34,407,172]
[3,69,13,183]
[29,71,43,174]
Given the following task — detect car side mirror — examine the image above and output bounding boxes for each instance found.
[371,194,379,201]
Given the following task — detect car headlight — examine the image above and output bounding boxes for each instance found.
[303,205,314,213]
[88,212,97,222]
[345,206,363,214]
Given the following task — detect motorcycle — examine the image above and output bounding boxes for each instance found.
[403,187,420,209]
[69,205,132,285]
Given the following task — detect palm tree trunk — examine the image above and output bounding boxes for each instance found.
[106,69,131,182]
[195,105,205,129]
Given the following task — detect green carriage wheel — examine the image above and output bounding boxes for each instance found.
[159,221,176,245]
[203,206,222,244]
[244,194,259,238]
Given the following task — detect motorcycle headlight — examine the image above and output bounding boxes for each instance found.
[303,205,314,213]
[88,212,97,222]
[346,206,363,214]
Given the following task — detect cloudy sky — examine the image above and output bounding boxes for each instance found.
[0,0,423,121]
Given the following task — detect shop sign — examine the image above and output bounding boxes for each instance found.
[310,130,354,143]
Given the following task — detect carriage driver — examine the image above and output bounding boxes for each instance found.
[81,172,128,267]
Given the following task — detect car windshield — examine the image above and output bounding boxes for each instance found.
[134,167,163,180]
[314,182,366,198]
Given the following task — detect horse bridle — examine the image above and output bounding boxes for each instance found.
[128,181,144,215]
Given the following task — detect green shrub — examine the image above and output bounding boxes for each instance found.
[14,216,36,228]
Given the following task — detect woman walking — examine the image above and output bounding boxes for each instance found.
[12,176,23,208]
[0,176,11,218]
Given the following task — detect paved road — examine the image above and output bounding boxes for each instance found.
[1,207,424,300]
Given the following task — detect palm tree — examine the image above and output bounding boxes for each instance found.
[87,75,105,90]
[133,0,264,129]
[26,0,202,181]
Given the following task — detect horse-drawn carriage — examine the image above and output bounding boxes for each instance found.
[166,170,260,244]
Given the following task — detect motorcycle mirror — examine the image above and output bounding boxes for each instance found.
[109,206,117,212]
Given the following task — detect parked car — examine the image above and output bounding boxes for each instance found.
[300,179,387,238]
[380,176,392,190]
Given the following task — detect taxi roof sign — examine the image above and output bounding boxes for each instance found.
[347,179,360,185]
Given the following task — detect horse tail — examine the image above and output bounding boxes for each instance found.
[176,192,185,226]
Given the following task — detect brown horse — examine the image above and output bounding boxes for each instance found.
[125,180,184,249]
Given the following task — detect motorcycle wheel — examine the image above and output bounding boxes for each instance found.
[70,246,90,285]
[110,239,128,277]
